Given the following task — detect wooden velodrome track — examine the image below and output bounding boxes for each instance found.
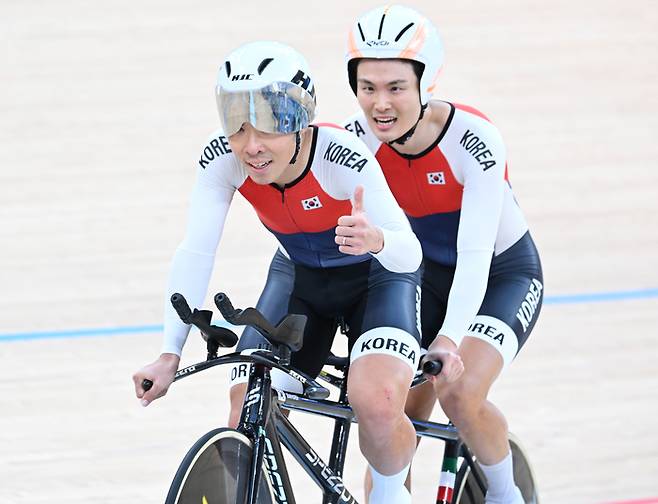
[1,1,656,502]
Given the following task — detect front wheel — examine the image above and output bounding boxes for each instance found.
[165,428,274,504]
[453,432,539,504]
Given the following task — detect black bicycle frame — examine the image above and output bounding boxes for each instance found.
[238,361,358,504]
[278,383,487,504]
[174,350,487,504]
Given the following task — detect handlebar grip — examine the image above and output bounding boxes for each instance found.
[422,359,443,376]
[142,379,153,391]
[214,292,236,320]
[171,293,192,323]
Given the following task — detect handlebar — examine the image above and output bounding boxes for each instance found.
[214,292,238,320]
[146,292,326,400]
[171,293,238,348]
[421,359,444,376]
[214,292,277,336]
[171,293,193,323]
[141,352,329,400]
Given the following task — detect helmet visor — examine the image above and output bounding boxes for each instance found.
[216,82,315,137]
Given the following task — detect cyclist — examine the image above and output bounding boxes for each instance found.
[133,41,424,504]
[343,5,543,503]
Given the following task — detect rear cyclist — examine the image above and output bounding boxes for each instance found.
[344,5,544,503]
[133,41,423,504]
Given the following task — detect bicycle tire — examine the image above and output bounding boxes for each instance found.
[453,432,539,504]
[165,427,275,504]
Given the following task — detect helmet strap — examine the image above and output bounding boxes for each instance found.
[289,131,302,165]
[388,103,427,146]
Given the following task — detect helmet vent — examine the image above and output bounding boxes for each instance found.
[225,61,232,78]
[378,13,386,39]
[357,22,366,41]
[395,22,415,42]
[257,58,274,75]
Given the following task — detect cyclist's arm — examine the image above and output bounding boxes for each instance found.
[364,175,422,273]
[437,121,507,347]
[321,128,422,273]
[161,141,241,356]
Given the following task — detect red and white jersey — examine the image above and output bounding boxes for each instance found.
[161,125,421,355]
[343,103,530,345]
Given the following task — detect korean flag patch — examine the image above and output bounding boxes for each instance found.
[302,196,322,210]
[427,172,446,185]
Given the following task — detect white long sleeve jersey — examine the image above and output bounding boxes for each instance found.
[161,125,422,355]
[343,103,530,345]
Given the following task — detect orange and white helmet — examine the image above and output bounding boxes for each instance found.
[346,5,444,105]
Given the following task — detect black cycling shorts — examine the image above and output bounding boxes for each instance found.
[420,231,543,365]
[231,250,421,384]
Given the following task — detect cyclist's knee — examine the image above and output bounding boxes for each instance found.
[228,383,247,429]
[352,389,402,430]
[436,377,487,426]
[348,356,411,430]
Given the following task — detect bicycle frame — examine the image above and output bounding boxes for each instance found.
[281,391,487,504]
[172,349,487,504]
[236,359,359,504]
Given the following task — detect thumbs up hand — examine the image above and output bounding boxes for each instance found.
[335,185,385,255]
[351,184,365,215]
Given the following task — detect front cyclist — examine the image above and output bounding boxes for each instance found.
[344,6,544,504]
[133,41,423,504]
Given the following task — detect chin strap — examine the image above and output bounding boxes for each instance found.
[289,131,302,164]
[388,103,428,146]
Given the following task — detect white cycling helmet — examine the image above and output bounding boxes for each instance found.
[346,5,444,106]
[216,41,317,137]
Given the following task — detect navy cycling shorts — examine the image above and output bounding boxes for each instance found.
[420,231,543,366]
[231,250,421,383]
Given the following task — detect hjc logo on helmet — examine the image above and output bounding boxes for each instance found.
[291,70,315,96]
[231,74,253,81]
[365,40,390,47]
